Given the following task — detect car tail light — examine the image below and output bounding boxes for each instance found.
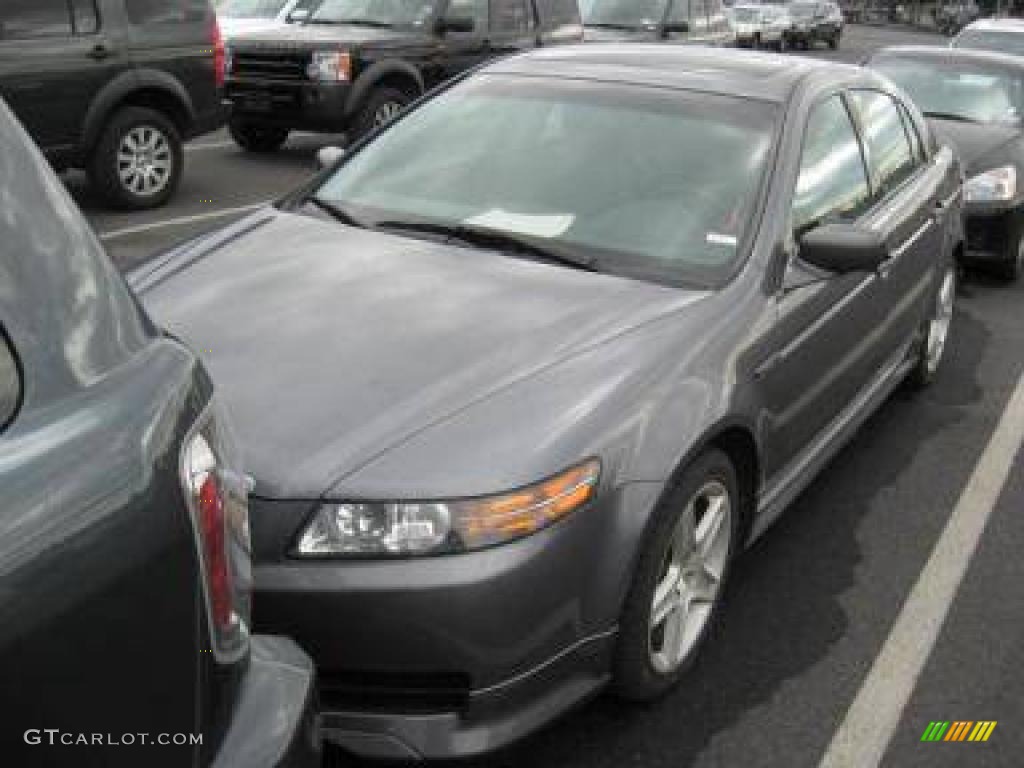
[211,17,226,88]
[181,405,251,662]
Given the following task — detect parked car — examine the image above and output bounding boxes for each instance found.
[784,1,841,49]
[225,0,583,151]
[731,3,791,51]
[935,1,981,37]
[215,0,319,39]
[0,0,227,210]
[953,17,1024,57]
[0,97,318,767]
[137,45,962,759]
[867,46,1024,280]
[582,0,734,45]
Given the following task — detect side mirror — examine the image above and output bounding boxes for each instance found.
[316,145,345,171]
[438,16,475,34]
[798,222,889,273]
[663,21,690,35]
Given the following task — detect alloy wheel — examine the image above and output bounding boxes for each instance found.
[925,266,955,375]
[373,101,404,127]
[648,480,732,675]
[117,125,173,197]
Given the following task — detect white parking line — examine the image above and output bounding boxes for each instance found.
[98,202,270,242]
[819,371,1024,768]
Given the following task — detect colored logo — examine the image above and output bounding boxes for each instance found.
[921,721,997,743]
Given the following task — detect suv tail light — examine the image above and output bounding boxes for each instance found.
[211,17,226,88]
[181,405,251,662]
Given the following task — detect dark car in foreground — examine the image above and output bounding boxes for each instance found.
[0,0,227,210]
[0,99,318,767]
[225,0,583,151]
[867,46,1024,280]
[582,0,733,44]
[137,46,962,759]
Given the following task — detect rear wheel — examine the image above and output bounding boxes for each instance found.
[613,450,740,701]
[352,86,415,141]
[908,258,956,389]
[87,106,182,210]
[229,120,290,153]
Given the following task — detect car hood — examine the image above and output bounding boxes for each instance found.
[927,117,1023,174]
[227,22,425,51]
[136,210,705,499]
[219,17,288,40]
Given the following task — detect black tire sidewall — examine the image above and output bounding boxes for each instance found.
[88,107,183,211]
[612,449,741,702]
[352,87,414,141]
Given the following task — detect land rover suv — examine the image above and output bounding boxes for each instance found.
[224,0,583,151]
[0,0,227,210]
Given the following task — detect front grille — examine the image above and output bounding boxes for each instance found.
[232,52,309,81]
[967,217,1007,256]
[319,669,471,714]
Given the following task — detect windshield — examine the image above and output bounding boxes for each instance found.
[309,0,438,26]
[954,29,1024,58]
[789,3,818,18]
[313,75,777,288]
[219,0,291,18]
[871,57,1024,124]
[583,0,669,27]
[734,7,762,21]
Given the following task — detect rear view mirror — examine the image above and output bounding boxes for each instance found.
[438,16,475,34]
[798,222,889,274]
[316,145,345,171]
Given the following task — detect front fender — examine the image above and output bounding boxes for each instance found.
[81,69,195,153]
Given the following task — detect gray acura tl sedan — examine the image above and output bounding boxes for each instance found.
[135,47,963,759]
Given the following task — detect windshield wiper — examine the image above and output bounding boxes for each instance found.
[375,219,598,273]
[306,196,367,229]
[923,110,980,124]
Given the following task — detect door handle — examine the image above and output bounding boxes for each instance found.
[88,43,112,61]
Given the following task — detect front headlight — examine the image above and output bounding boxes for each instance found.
[307,50,352,82]
[295,459,601,557]
[965,166,1017,203]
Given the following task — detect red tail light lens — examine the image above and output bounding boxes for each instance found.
[182,410,251,662]
[211,17,226,88]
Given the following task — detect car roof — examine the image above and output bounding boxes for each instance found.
[963,17,1024,33]
[485,45,861,103]
[872,44,1024,72]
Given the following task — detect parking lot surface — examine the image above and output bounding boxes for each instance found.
[81,24,1024,768]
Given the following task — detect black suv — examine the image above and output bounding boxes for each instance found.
[0,96,318,767]
[225,0,582,151]
[0,0,227,210]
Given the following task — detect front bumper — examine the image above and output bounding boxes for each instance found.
[249,483,664,759]
[226,78,352,132]
[213,636,320,768]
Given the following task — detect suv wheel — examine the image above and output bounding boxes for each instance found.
[352,87,414,141]
[88,107,183,210]
[229,120,290,153]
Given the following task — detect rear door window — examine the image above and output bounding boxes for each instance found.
[0,328,21,431]
[0,0,73,40]
[125,0,208,25]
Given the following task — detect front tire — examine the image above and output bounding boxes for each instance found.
[229,120,290,153]
[612,450,740,702]
[908,257,956,389]
[87,106,183,210]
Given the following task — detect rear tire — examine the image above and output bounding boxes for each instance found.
[87,106,183,211]
[612,450,740,702]
[229,120,290,153]
[352,86,415,141]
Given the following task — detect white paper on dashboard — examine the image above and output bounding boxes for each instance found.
[465,209,574,239]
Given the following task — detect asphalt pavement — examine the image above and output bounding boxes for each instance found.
[79,24,1024,768]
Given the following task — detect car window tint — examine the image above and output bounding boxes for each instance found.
[793,95,870,233]
[446,0,489,30]
[70,0,100,34]
[0,328,20,431]
[849,90,918,199]
[125,0,208,25]
[491,0,534,33]
[0,0,72,40]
